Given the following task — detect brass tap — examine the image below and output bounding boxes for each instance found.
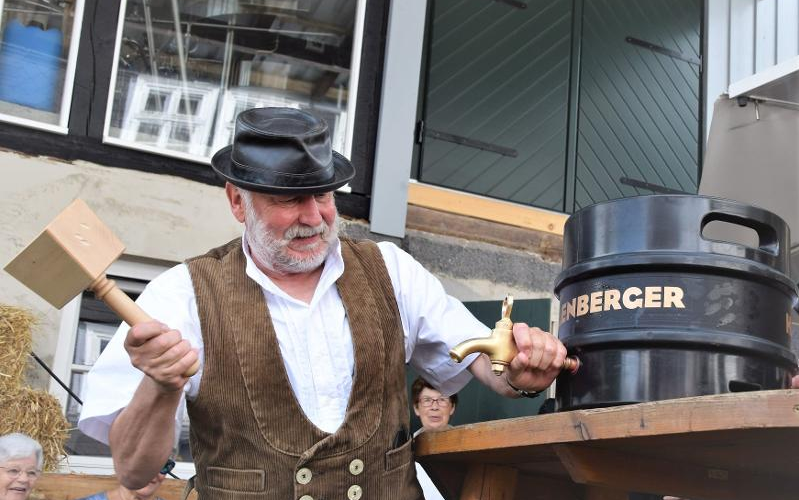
[450,296,518,375]
[449,295,580,376]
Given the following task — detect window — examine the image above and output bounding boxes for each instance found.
[103,0,358,163]
[51,260,195,477]
[0,0,380,218]
[0,0,83,132]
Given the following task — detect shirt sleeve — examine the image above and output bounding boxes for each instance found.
[377,242,490,396]
[77,263,203,445]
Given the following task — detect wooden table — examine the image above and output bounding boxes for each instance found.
[414,390,799,500]
[33,474,196,500]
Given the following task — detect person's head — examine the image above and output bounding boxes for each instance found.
[411,377,457,432]
[211,107,355,275]
[227,186,339,275]
[0,433,43,500]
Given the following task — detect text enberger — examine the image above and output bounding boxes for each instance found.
[560,286,686,323]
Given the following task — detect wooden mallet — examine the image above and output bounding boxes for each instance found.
[4,198,199,377]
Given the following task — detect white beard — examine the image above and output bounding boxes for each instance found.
[242,194,339,274]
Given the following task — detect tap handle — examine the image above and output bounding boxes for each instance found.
[501,296,513,321]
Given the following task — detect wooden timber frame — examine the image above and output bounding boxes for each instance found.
[32,474,195,499]
[414,390,799,500]
[407,183,569,236]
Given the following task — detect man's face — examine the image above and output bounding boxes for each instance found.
[235,188,339,274]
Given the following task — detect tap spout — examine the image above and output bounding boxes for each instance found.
[450,296,517,375]
[449,329,517,375]
[448,295,581,376]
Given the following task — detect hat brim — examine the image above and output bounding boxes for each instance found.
[210,146,356,195]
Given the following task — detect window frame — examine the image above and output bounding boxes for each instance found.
[49,258,198,477]
[0,0,86,134]
[100,0,368,165]
[0,0,384,220]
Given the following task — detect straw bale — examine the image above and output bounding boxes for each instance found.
[0,387,69,471]
[0,304,36,393]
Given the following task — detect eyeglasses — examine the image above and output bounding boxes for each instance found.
[419,397,451,408]
[160,459,176,476]
[0,466,42,480]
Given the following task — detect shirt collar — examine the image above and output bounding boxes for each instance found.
[241,232,345,306]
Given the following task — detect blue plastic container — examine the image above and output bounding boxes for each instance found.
[0,19,63,111]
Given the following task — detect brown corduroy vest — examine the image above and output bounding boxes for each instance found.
[184,238,422,500]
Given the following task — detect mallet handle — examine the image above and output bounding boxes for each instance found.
[91,275,200,377]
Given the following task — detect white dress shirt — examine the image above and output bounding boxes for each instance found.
[78,236,488,444]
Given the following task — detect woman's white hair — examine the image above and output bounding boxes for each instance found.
[0,433,43,469]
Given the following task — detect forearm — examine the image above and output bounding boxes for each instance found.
[109,377,183,489]
[467,354,519,398]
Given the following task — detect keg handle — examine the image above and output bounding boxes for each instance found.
[701,210,781,257]
[449,295,580,376]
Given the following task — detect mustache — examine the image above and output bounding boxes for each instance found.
[283,222,329,240]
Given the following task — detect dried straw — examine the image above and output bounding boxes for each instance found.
[0,387,69,471]
[0,304,36,394]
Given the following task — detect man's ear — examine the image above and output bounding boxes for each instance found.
[225,183,246,223]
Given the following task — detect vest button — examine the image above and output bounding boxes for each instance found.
[348,458,364,475]
[347,484,363,500]
[295,467,312,485]
[299,496,314,500]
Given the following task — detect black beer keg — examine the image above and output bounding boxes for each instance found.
[554,195,799,410]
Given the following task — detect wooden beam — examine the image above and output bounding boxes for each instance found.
[33,474,196,500]
[406,205,563,261]
[460,464,518,500]
[407,183,568,236]
[513,474,584,500]
[584,486,628,500]
[415,390,799,457]
[554,444,797,500]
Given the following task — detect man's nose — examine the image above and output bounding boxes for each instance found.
[297,196,324,225]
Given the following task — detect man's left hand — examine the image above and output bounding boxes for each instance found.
[505,323,567,393]
[792,374,799,389]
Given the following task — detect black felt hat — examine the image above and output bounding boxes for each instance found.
[211,107,355,194]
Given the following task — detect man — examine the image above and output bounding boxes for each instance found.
[78,107,568,499]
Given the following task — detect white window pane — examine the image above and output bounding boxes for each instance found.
[66,372,112,457]
[64,279,195,464]
[105,0,356,161]
[73,321,116,366]
[0,0,80,128]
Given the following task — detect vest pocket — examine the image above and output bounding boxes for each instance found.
[385,437,413,472]
[207,467,265,492]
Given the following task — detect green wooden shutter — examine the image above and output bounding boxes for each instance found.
[417,0,573,211]
[573,0,702,209]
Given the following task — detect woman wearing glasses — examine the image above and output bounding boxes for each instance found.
[74,460,173,500]
[0,433,43,500]
[411,377,458,500]
[411,377,458,437]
